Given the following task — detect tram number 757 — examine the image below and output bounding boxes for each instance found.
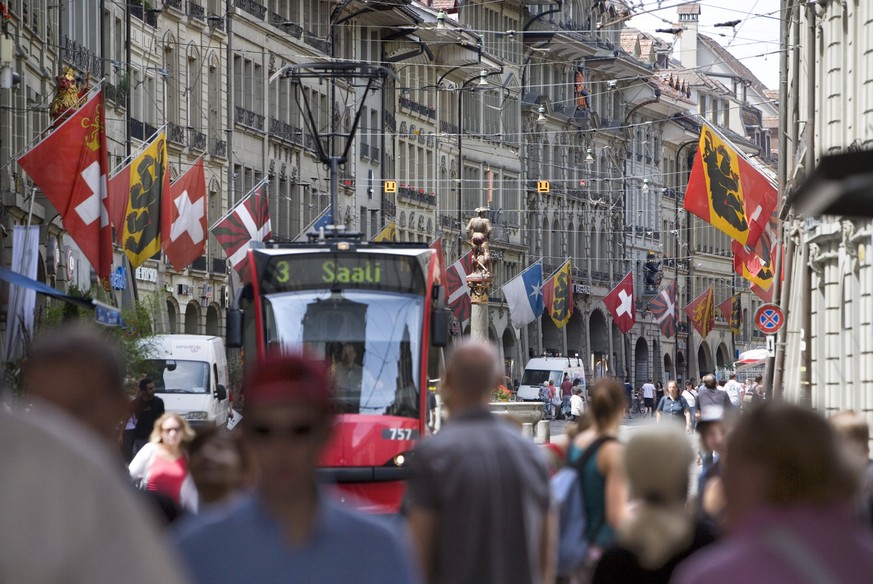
[382,428,420,441]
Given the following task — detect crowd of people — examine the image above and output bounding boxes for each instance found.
[3,323,873,583]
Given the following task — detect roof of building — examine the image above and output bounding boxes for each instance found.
[764,89,779,102]
[677,2,701,15]
[620,28,670,61]
[697,34,770,94]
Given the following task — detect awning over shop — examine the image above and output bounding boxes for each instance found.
[0,267,123,327]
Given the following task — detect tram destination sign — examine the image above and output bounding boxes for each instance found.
[260,253,425,295]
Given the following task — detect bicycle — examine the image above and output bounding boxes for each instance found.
[629,389,643,416]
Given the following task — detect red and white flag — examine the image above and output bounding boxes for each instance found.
[211,184,272,278]
[604,271,636,334]
[163,158,207,271]
[446,251,474,324]
[18,91,112,279]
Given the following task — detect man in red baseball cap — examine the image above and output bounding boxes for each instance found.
[173,352,419,584]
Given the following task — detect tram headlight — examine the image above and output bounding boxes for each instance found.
[386,450,415,468]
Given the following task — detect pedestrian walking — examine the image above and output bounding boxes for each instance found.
[568,386,585,422]
[129,413,199,513]
[130,377,165,456]
[655,380,664,404]
[407,340,552,584]
[722,373,744,408]
[187,426,254,509]
[829,410,873,526]
[623,378,633,419]
[641,379,656,417]
[655,381,691,432]
[592,426,716,584]
[20,324,130,448]
[560,373,574,420]
[695,374,733,422]
[566,378,629,574]
[682,381,698,431]
[173,352,417,584]
[3,325,190,584]
[695,412,727,531]
[674,402,873,584]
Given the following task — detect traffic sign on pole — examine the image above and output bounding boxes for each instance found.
[754,303,784,335]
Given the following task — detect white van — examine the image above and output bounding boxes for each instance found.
[140,334,230,427]
[517,356,587,401]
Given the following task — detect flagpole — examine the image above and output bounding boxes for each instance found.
[109,123,169,177]
[168,152,207,185]
[293,204,331,242]
[209,176,270,232]
[4,80,107,172]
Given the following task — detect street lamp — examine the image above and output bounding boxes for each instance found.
[455,68,501,240]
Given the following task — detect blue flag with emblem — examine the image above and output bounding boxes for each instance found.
[502,262,544,327]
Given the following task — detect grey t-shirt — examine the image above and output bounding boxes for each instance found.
[407,408,551,584]
[697,387,733,420]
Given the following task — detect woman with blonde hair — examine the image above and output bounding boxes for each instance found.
[129,412,198,513]
[592,425,715,583]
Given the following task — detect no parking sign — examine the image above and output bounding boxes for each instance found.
[754,303,784,335]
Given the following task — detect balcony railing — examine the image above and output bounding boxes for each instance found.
[439,120,459,136]
[190,255,208,271]
[268,117,302,144]
[382,197,396,216]
[211,258,227,274]
[129,118,158,143]
[439,214,461,231]
[168,122,186,145]
[61,35,102,78]
[398,186,436,208]
[384,110,396,132]
[188,0,206,20]
[210,138,227,158]
[235,106,264,131]
[165,0,183,11]
[269,13,303,38]
[189,130,207,152]
[303,30,330,54]
[398,97,436,119]
[237,0,266,19]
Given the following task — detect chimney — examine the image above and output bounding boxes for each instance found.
[677,2,700,70]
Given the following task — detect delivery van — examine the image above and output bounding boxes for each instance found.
[517,356,587,401]
[140,334,229,427]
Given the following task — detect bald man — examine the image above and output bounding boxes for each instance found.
[406,340,554,584]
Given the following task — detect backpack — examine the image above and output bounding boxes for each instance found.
[551,436,617,575]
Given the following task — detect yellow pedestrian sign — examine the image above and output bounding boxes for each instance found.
[384,181,397,193]
[537,181,549,193]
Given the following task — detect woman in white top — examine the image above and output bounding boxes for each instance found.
[681,381,698,431]
[569,386,585,421]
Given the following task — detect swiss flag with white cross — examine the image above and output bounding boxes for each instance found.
[604,271,636,334]
[18,91,112,279]
[163,158,207,271]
